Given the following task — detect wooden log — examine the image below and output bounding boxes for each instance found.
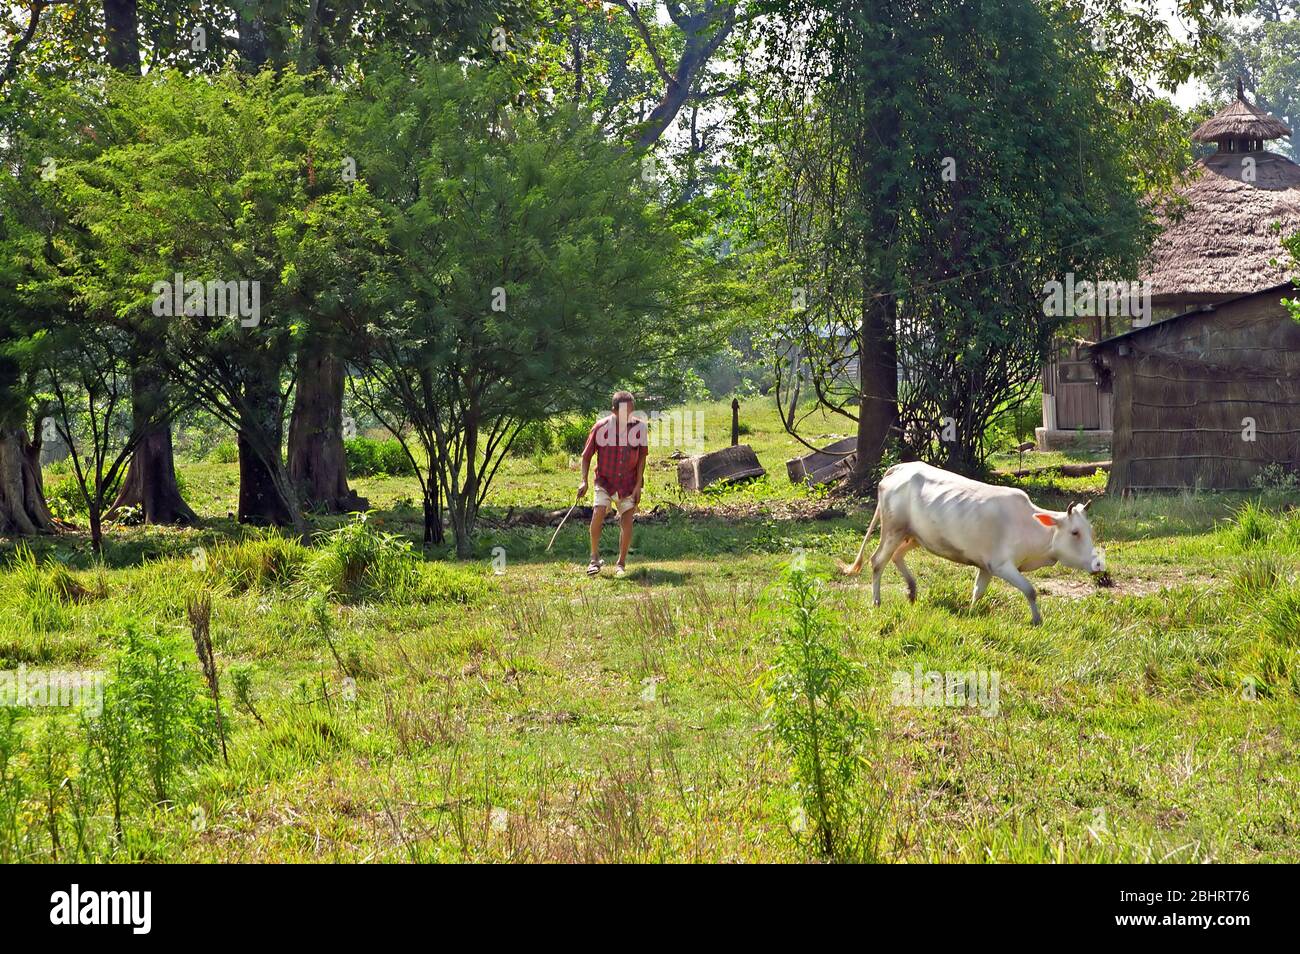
[678,444,766,491]
[785,436,857,484]
[805,452,857,486]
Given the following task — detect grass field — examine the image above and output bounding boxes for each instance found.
[2,399,1298,862]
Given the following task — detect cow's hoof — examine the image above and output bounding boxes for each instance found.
[906,590,917,604]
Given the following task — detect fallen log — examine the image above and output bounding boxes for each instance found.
[678,444,766,491]
[786,436,857,485]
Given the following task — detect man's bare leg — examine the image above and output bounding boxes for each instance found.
[589,504,608,562]
[616,506,636,569]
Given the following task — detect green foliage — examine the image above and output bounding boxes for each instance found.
[344,56,720,552]
[111,624,218,804]
[510,421,555,458]
[0,621,219,861]
[205,533,310,594]
[735,0,1173,472]
[8,545,99,632]
[1230,499,1276,549]
[207,441,239,465]
[557,415,597,456]
[760,568,881,861]
[0,709,26,863]
[303,513,421,603]
[1251,462,1300,492]
[344,437,415,477]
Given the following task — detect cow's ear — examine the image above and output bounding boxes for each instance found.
[1034,512,1058,528]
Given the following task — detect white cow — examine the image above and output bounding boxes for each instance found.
[839,462,1104,625]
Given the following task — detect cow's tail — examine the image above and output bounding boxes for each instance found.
[837,504,881,576]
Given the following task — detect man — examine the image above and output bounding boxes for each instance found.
[578,390,648,577]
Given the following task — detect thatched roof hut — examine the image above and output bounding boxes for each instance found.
[1090,284,1300,492]
[1044,84,1300,485]
[1144,81,1300,310]
[1190,79,1292,145]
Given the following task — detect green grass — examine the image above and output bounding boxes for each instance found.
[1,398,1298,862]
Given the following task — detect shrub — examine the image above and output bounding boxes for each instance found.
[205,533,309,593]
[760,568,882,862]
[1251,462,1300,492]
[510,421,555,457]
[0,709,27,862]
[1230,500,1274,549]
[207,441,239,464]
[110,624,219,804]
[303,513,420,602]
[558,415,597,455]
[344,437,414,477]
[9,546,102,632]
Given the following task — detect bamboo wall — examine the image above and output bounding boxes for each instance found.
[1099,293,1300,492]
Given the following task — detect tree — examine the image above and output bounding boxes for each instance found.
[32,325,162,555]
[735,0,1236,479]
[277,1,536,515]
[0,76,61,536]
[55,70,366,532]
[1205,2,1300,158]
[344,58,712,554]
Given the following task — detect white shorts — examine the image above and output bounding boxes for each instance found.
[593,485,637,515]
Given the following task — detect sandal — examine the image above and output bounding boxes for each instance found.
[586,559,604,577]
[614,564,626,578]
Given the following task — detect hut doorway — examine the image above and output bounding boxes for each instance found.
[1052,342,1101,430]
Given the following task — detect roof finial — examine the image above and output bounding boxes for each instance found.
[1237,75,1245,100]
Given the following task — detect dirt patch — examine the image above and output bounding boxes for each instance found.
[1037,572,1215,599]
[483,499,857,529]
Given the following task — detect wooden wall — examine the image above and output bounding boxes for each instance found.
[1100,293,1300,492]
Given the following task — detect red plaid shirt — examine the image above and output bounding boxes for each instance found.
[583,414,647,497]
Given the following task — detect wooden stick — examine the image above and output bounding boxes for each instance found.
[546,497,581,552]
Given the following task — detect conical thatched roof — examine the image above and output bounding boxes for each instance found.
[1191,81,1292,142]
[1142,151,1300,302]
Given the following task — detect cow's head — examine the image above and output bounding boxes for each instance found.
[1034,501,1105,573]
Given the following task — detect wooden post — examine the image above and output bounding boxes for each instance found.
[731,398,739,447]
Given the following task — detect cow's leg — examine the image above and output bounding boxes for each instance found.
[870,529,905,607]
[970,568,992,609]
[892,539,918,603]
[990,561,1041,625]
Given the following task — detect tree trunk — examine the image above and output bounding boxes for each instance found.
[109,371,196,524]
[89,506,103,556]
[236,9,270,71]
[423,472,443,546]
[104,1,195,526]
[287,342,365,513]
[237,432,295,527]
[0,427,55,535]
[849,296,898,489]
[102,0,140,71]
[236,372,305,532]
